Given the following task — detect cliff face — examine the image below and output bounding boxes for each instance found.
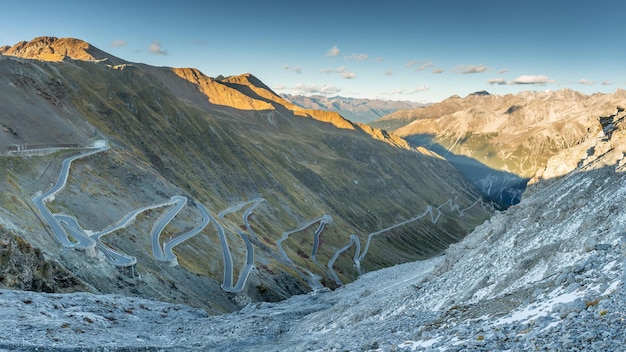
[0,226,85,293]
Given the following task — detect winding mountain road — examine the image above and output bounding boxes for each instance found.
[160,201,211,265]
[217,198,265,292]
[32,141,109,250]
[276,215,331,289]
[325,198,493,283]
[31,139,493,291]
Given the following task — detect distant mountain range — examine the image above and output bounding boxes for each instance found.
[281,94,426,123]
[370,89,626,206]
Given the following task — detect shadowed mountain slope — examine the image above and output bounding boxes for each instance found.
[0,37,489,312]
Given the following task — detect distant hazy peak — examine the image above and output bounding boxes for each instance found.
[0,36,125,65]
[282,94,425,124]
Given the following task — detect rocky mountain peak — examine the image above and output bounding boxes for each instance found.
[0,36,124,64]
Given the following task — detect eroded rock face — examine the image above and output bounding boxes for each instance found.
[0,227,85,293]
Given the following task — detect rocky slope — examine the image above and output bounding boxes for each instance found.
[0,225,85,293]
[370,89,626,206]
[282,94,425,123]
[0,37,488,312]
[1,93,625,351]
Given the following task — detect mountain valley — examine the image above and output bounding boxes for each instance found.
[1,36,626,351]
[0,37,489,313]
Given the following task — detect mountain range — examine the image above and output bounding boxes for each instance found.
[2,36,625,351]
[281,93,425,123]
[370,89,626,206]
[0,37,488,313]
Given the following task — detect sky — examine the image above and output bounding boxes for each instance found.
[1,0,625,103]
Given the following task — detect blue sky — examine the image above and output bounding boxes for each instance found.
[1,0,624,102]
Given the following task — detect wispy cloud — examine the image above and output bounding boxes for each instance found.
[388,86,430,95]
[111,40,127,48]
[341,72,356,79]
[375,57,384,62]
[193,39,208,45]
[602,80,613,85]
[320,67,334,74]
[497,69,509,75]
[345,53,368,61]
[325,45,340,57]
[283,65,302,74]
[405,60,418,68]
[149,41,167,55]
[336,66,346,73]
[488,78,507,85]
[385,69,393,76]
[488,75,553,85]
[578,78,594,85]
[292,83,342,95]
[454,64,488,74]
[417,61,434,71]
[406,60,435,72]
[512,75,550,85]
[432,68,444,74]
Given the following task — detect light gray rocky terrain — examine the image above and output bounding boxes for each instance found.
[1,117,625,351]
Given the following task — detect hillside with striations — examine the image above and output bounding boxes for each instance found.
[1,83,625,351]
[0,37,489,313]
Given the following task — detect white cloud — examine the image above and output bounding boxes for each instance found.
[431,68,444,74]
[274,84,287,90]
[488,78,507,85]
[326,45,340,57]
[602,80,613,85]
[293,83,342,95]
[498,69,509,75]
[111,40,127,48]
[578,78,594,85]
[149,41,167,55]
[406,60,435,71]
[385,69,393,76]
[389,86,430,95]
[512,75,550,85]
[345,53,368,61]
[336,66,347,73]
[417,61,434,71]
[320,68,333,74]
[375,57,384,62]
[454,64,488,74]
[341,72,356,79]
